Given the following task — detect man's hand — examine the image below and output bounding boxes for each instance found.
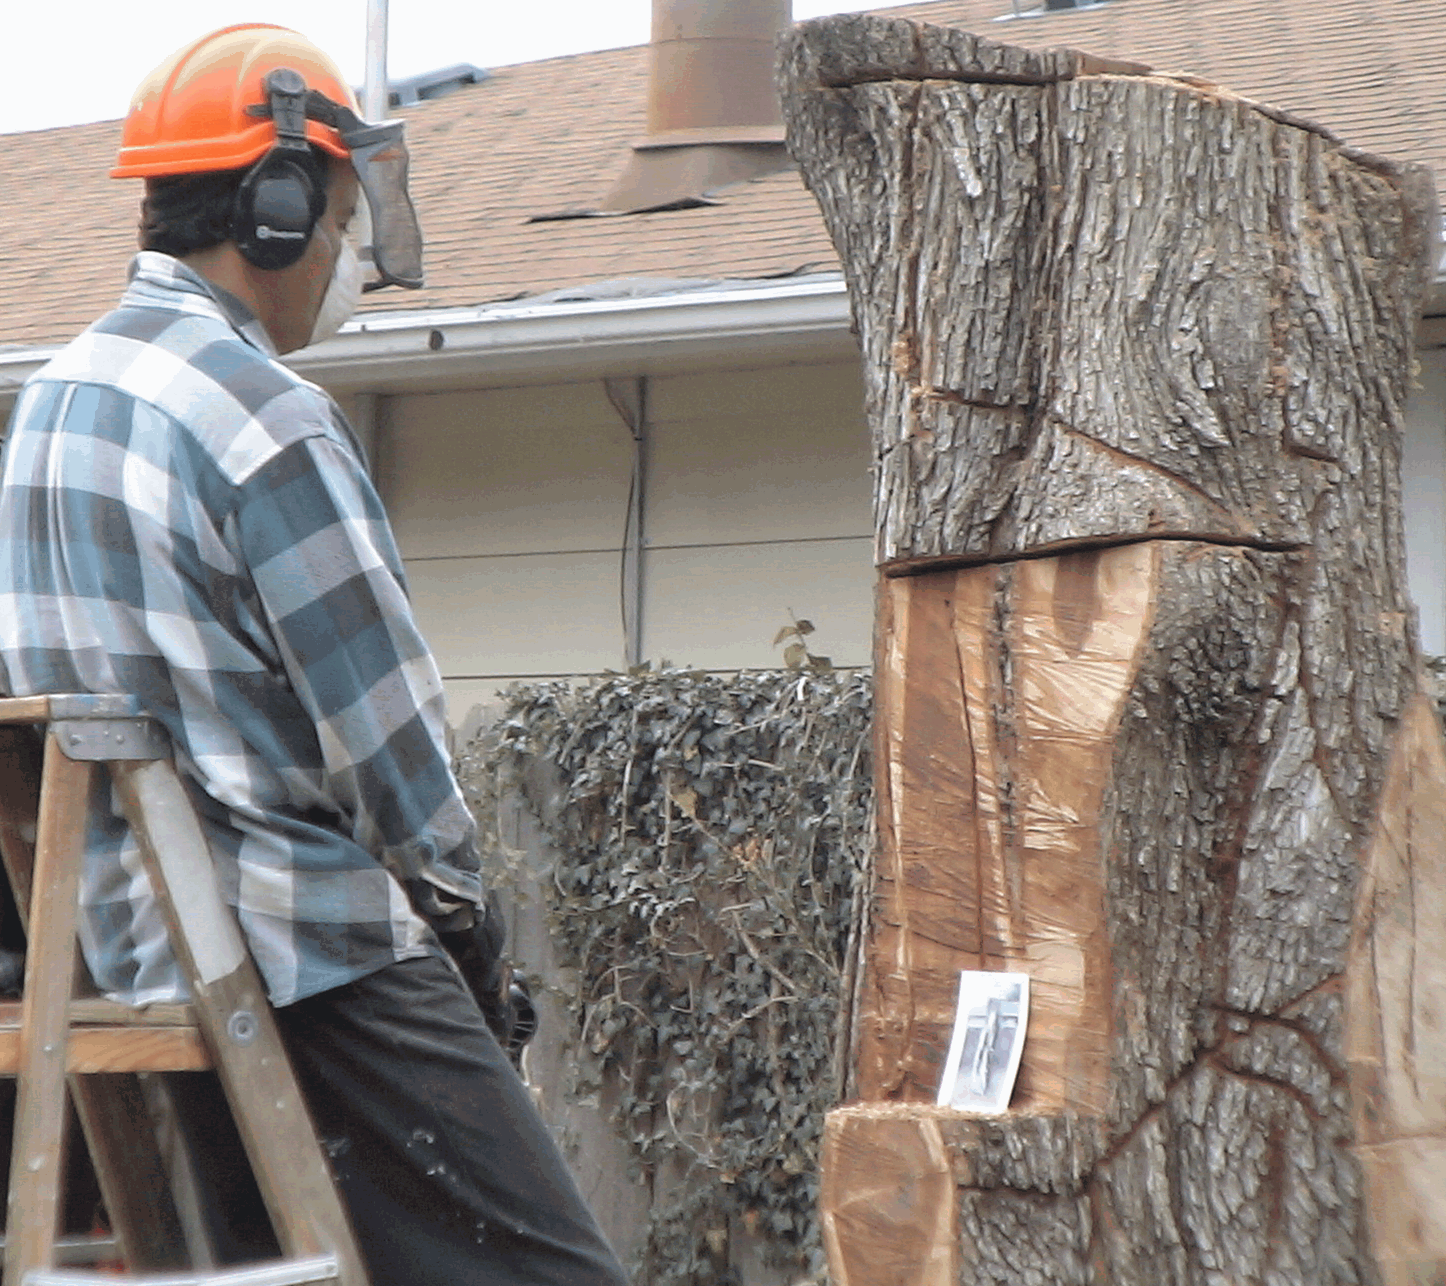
[437,892,537,1065]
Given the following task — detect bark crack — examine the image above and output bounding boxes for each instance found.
[989,570,1023,961]
[916,386,1031,415]
[1205,995,1348,1085]
[1207,1053,1327,1123]
[817,70,1063,91]
[1087,972,1347,1179]
[1057,422,1242,522]
[1282,435,1343,465]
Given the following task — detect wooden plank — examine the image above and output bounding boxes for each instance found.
[0,723,43,910]
[4,736,91,1285]
[0,1027,209,1074]
[66,1000,197,1027]
[0,696,52,725]
[112,758,370,1286]
[0,1000,197,1028]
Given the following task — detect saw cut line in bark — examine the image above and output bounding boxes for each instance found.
[880,530,1309,578]
[782,11,1443,1285]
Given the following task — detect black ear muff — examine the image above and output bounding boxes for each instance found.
[232,151,325,271]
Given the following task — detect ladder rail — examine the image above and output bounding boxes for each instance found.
[4,734,93,1285]
[111,758,369,1286]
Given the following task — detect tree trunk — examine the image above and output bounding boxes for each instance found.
[779,15,1444,1284]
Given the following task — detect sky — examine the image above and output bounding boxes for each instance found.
[4,0,919,135]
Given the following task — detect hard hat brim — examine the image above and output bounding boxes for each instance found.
[111,119,350,179]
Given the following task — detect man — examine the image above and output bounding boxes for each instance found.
[0,24,627,1286]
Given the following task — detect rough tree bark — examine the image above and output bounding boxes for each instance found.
[779,16,1444,1285]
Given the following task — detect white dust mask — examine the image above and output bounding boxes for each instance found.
[307,238,364,347]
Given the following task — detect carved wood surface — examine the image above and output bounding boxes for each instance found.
[781,14,1444,1284]
[1345,691,1446,1275]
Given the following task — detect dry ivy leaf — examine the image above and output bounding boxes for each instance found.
[463,668,872,1286]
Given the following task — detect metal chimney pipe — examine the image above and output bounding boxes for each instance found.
[645,0,789,145]
[598,0,793,214]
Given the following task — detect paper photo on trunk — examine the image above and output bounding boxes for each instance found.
[935,971,1030,1114]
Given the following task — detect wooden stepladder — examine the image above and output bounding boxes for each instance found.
[0,694,369,1286]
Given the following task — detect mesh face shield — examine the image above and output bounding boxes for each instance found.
[332,116,424,290]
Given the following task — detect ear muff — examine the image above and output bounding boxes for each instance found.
[232,150,325,271]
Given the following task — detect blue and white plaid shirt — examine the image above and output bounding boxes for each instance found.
[0,253,483,1006]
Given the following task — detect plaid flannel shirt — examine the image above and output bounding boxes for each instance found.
[0,252,483,1006]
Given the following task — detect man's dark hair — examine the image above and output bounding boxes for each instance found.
[140,146,331,258]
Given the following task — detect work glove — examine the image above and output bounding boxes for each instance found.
[434,890,538,1067]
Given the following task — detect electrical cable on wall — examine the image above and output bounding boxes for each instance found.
[605,376,648,670]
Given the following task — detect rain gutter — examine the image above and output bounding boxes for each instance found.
[297,275,856,392]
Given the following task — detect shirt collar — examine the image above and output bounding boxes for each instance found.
[126,251,279,358]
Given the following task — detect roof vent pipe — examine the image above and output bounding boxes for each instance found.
[599,0,794,214]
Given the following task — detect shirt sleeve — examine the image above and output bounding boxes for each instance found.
[231,429,483,911]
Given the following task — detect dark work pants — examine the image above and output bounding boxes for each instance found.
[173,955,629,1286]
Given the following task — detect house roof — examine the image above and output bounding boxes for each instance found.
[1,0,1442,351]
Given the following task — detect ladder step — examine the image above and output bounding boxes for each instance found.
[0,1233,121,1266]
[0,1000,199,1027]
[23,1253,340,1286]
[0,1027,209,1074]
[0,999,210,1072]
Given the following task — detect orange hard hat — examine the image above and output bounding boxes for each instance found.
[112,24,360,178]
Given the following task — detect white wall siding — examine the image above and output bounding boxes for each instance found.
[376,384,634,560]
[1404,344,1446,656]
[377,361,876,715]
[644,367,873,546]
[408,549,624,678]
[642,537,875,670]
